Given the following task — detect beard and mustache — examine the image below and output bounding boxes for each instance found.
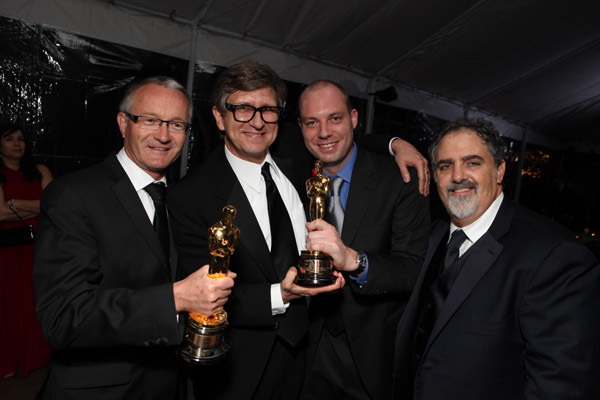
[445,180,479,220]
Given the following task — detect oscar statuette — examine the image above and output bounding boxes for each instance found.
[179,205,240,364]
[296,160,335,286]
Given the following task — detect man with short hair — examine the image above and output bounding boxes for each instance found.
[168,61,346,400]
[33,76,235,400]
[393,118,600,400]
[297,80,430,400]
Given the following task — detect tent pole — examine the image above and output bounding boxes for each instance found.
[365,79,376,134]
[180,25,198,178]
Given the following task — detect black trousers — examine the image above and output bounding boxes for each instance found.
[301,328,371,400]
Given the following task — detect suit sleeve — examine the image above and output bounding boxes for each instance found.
[33,180,182,350]
[354,133,398,155]
[520,242,600,399]
[167,187,213,280]
[168,185,276,328]
[352,168,430,295]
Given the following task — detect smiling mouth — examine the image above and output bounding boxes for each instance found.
[446,180,477,196]
[451,187,473,194]
[243,131,266,137]
[318,142,337,150]
[149,146,169,152]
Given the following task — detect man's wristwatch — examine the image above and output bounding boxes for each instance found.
[8,198,16,209]
[353,251,367,277]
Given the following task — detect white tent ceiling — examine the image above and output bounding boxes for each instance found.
[2,0,599,150]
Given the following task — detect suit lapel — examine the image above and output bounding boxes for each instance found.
[275,154,311,217]
[342,149,377,245]
[402,221,449,330]
[213,149,278,282]
[106,156,170,276]
[167,222,178,282]
[425,198,513,353]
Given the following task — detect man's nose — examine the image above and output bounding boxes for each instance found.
[318,123,332,139]
[155,123,171,142]
[248,110,265,129]
[452,165,465,182]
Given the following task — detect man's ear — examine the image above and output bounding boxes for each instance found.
[212,106,226,131]
[117,112,127,139]
[497,160,506,184]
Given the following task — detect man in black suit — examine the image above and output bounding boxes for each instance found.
[33,76,235,400]
[297,80,430,400]
[168,60,347,400]
[393,118,600,400]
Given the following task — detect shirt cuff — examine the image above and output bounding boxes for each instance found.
[388,137,400,156]
[349,255,369,285]
[271,283,289,315]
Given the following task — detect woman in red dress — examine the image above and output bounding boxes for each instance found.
[0,124,53,378]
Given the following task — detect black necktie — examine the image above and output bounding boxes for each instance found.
[144,182,170,261]
[261,162,307,347]
[261,162,298,277]
[412,229,468,377]
[444,229,467,270]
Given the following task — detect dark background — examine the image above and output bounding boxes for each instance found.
[1,16,598,239]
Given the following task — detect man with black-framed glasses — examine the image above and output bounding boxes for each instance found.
[170,57,433,399]
[33,76,235,400]
[224,103,284,124]
[169,60,348,400]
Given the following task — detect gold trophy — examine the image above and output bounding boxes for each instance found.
[180,205,240,364]
[296,160,335,286]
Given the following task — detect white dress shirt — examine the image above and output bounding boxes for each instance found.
[225,146,307,314]
[449,192,504,256]
[116,148,167,223]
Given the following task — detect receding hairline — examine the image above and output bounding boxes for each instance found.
[434,128,500,171]
[298,80,351,116]
[119,76,193,120]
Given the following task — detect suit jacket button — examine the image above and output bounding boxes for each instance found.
[274,322,279,329]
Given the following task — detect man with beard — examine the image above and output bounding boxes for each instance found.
[392,118,600,400]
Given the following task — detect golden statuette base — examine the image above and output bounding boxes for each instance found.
[296,250,335,286]
[179,205,239,365]
[179,310,230,365]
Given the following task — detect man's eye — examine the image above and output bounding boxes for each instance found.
[236,106,249,112]
[171,122,185,129]
[438,164,451,171]
[143,118,160,125]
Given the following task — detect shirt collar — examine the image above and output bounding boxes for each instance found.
[450,192,504,244]
[116,148,166,192]
[325,142,357,183]
[224,145,279,193]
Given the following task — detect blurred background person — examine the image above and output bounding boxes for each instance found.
[0,123,53,379]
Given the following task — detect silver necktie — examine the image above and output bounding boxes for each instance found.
[327,177,344,233]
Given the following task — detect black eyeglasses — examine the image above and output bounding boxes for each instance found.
[225,103,283,124]
[124,112,190,134]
